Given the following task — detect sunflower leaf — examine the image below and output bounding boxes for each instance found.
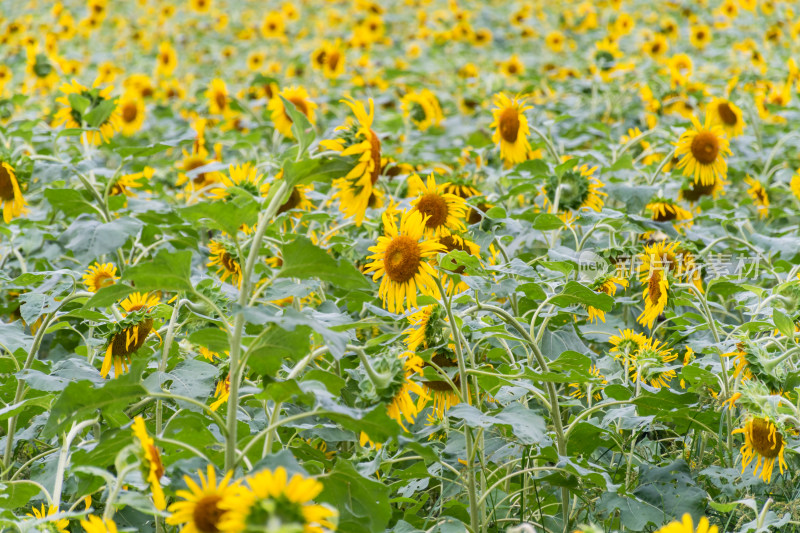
[280,95,315,156]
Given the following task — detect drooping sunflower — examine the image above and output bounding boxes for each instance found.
[645,198,693,229]
[363,209,445,313]
[408,173,467,238]
[206,78,231,116]
[655,514,718,533]
[587,274,628,323]
[167,464,241,533]
[732,416,787,483]
[81,515,119,533]
[26,505,68,533]
[117,91,146,136]
[319,97,381,226]
[0,161,28,223]
[53,79,122,145]
[417,351,461,419]
[132,416,166,510]
[674,114,732,187]
[490,93,532,166]
[706,97,745,138]
[744,176,769,219]
[403,304,443,352]
[176,144,224,198]
[268,86,317,139]
[100,294,159,378]
[385,352,429,429]
[218,467,337,533]
[208,240,242,287]
[638,256,670,329]
[679,175,726,203]
[568,365,607,401]
[629,336,678,389]
[82,262,118,292]
[210,374,230,411]
[400,89,444,131]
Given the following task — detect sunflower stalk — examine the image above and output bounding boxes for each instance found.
[52,418,98,508]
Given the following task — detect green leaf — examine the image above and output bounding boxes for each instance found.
[596,492,663,531]
[61,215,143,263]
[44,188,97,216]
[280,95,315,155]
[0,482,42,509]
[773,309,794,338]
[318,460,392,533]
[179,193,259,236]
[68,93,90,115]
[188,328,230,353]
[0,322,34,354]
[551,280,614,311]
[85,284,134,308]
[278,236,370,290]
[122,248,193,292]
[515,159,549,175]
[84,98,117,128]
[281,156,356,188]
[529,212,564,230]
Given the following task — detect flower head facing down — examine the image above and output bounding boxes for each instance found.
[732,416,787,483]
[132,416,166,510]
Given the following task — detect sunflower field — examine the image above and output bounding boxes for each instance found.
[3,0,800,532]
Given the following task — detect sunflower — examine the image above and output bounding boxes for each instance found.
[101,312,155,378]
[320,97,381,226]
[645,198,693,228]
[679,175,726,202]
[587,274,628,323]
[568,365,607,401]
[218,467,337,533]
[260,11,286,40]
[268,86,317,139]
[744,176,769,219]
[408,173,467,238]
[364,209,446,313]
[638,258,670,329]
[417,352,460,418]
[156,41,177,77]
[209,163,267,201]
[656,514,718,533]
[403,305,442,352]
[210,374,230,411]
[311,40,346,79]
[121,291,161,314]
[81,515,118,533]
[208,240,241,287]
[689,25,712,49]
[176,144,224,197]
[206,78,231,116]
[383,352,430,428]
[0,161,28,223]
[82,262,119,292]
[110,167,155,197]
[500,54,525,77]
[642,34,668,58]
[543,164,607,214]
[189,0,212,14]
[791,172,800,201]
[53,79,122,145]
[167,464,241,533]
[132,416,166,510]
[400,89,443,131]
[629,336,677,389]
[545,31,565,52]
[609,329,647,368]
[26,505,68,533]
[117,91,146,136]
[437,233,481,294]
[490,93,532,166]
[674,114,732,187]
[706,97,745,138]
[667,54,693,87]
[732,416,787,483]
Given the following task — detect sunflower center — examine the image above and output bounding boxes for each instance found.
[648,270,663,303]
[150,444,165,478]
[193,494,224,533]
[186,158,208,184]
[383,235,421,283]
[749,418,782,458]
[416,193,448,229]
[717,102,738,125]
[277,187,302,213]
[327,51,341,71]
[122,102,138,122]
[369,130,382,185]
[221,252,238,273]
[498,107,520,143]
[0,165,15,200]
[423,353,460,391]
[690,131,720,165]
[287,97,309,117]
[653,204,677,222]
[95,272,115,289]
[215,91,227,111]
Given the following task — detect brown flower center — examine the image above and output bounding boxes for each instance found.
[369,130,381,185]
[122,102,138,123]
[717,102,737,126]
[416,193,448,229]
[150,444,165,478]
[277,187,302,213]
[690,131,719,165]
[653,205,677,222]
[0,165,15,200]
[423,353,460,391]
[110,319,153,357]
[498,107,520,143]
[215,91,227,111]
[221,252,238,273]
[186,158,208,184]
[327,51,341,71]
[96,273,115,288]
[383,235,421,283]
[193,494,224,533]
[749,418,782,459]
[647,270,663,304]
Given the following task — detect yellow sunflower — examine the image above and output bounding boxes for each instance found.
[400,88,444,131]
[260,11,286,40]
[110,167,155,197]
[206,78,231,116]
[363,209,446,313]
[209,163,267,200]
[210,374,230,411]
[409,173,467,238]
[101,315,155,378]
[732,416,787,483]
[117,91,146,136]
[674,114,732,187]
[638,260,670,329]
[311,40,346,79]
[403,305,439,352]
[156,41,177,77]
[689,24,712,49]
[629,337,678,389]
[437,233,481,294]
[609,329,648,368]
[268,86,317,139]
[53,79,122,145]
[744,176,769,219]
[656,514,718,533]
[132,416,166,510]
[81,515,118,533]
[568,365,607,401]
[208,240,241,287]
[542,164,607,215]
[218,467,337,533]
[706,97,745,138]
[82,262,119,292]
[176,144,224,197]
[121,291,161,314]
[26,505,68,533]
[389,352,429,428]
[417,352,459,419]
[320,97,381,226]
[490,93,532,166]
[645,198,693,229]
[0,161,28,223]
[791,172,800,201]
[587,274,628,323]
[167,464,241,533]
